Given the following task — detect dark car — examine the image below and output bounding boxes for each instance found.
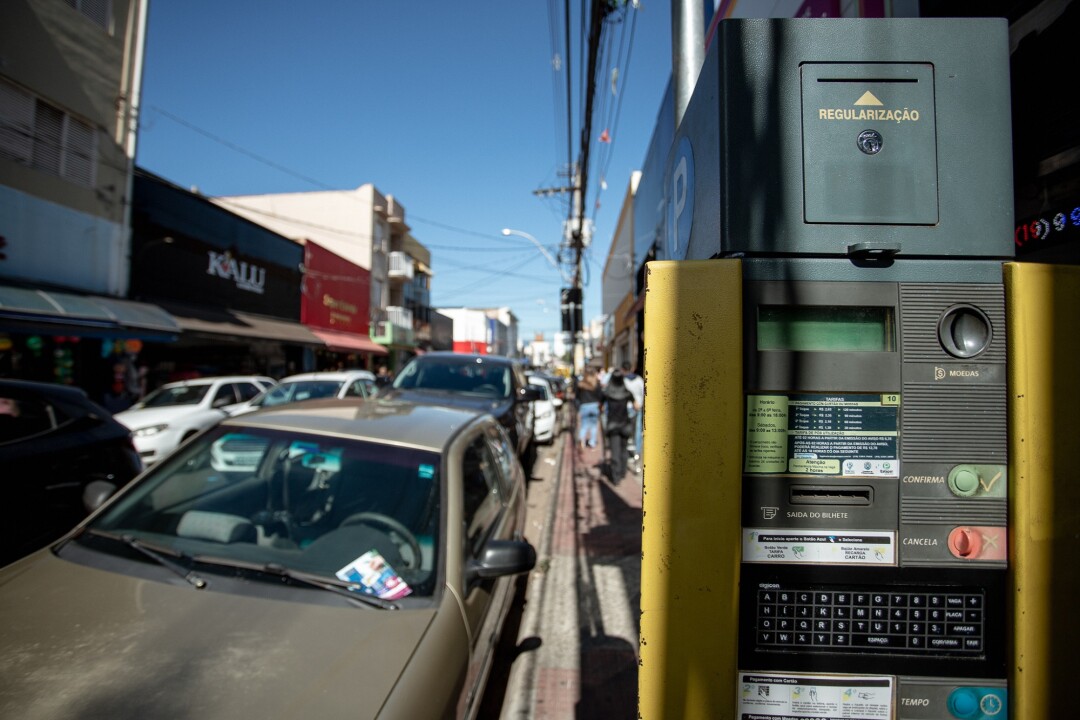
[382,352,542,472]
[0,397,535,719]
[0,379,142,567]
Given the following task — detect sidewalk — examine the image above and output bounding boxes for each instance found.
[500,427,643,718]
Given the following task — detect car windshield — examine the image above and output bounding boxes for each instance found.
[260,380,345,407]
[81,425,442,600]
[140,384,211,407]
[393,359,511,398]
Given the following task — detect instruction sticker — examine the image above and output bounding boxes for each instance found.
[743,528,895,565]
[745,394,899,477]
[738,672,893,719]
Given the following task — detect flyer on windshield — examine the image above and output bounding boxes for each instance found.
[336,549,412,600]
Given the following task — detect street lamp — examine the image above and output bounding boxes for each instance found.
[500,228,572,284]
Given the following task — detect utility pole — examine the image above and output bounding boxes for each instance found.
[571,166,585,376]
[569,0,609,377]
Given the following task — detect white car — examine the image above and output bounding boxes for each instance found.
[528,375,559,445]
[114,375,275,466]
[230,370,378,417]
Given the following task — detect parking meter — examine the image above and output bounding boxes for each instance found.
[639,18,1014,720]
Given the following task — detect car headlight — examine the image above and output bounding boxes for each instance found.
[133,424,169,437]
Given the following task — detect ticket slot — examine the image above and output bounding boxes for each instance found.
[790,485,873,505]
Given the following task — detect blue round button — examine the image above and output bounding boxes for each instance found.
[948,688,981,718]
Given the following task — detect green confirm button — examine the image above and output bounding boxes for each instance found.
[948,465,1006,498]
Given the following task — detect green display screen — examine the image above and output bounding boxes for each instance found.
[757,306,895,352]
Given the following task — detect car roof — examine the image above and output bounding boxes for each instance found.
[276,370,376,382]
[161,375,273,388]
[224,397,486,452]
[0,378,92,403]
[409,352,519,365]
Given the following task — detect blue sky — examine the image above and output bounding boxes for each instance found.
[135,1,675,343]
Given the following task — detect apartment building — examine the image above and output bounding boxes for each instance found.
[214,184,433,372]
[0,0,179,396]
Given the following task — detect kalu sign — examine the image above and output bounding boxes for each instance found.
[206,251,266,294]
[301,243,371,335]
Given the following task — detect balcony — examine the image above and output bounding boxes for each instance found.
[403,281,430,307]
[371,306,414,347]
[388,251,415,281]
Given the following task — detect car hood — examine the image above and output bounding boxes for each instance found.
[380,387,512,414]
[113,405,210,429]
[0,551,438,719]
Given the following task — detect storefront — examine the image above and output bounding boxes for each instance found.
[129,171,322,390]
[301,242,387,370]
[0,283,180,407]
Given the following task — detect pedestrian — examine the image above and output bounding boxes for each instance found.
[375,365,392,389]
[621,361,644,461]
[600,369,633,482]
[575,366,602,450]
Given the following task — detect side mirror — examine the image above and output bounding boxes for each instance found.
[465,539,536,584]
[83,479,118,513]
[519,387,543,403]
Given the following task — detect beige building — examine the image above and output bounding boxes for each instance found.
[1,0,149,297]
[213,185,433,370]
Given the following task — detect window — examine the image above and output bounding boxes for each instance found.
[0,79,98,187]
[462,436,502,555]
[212,385,238,408]
[485,424,517,498]
[0,396,58,444]
[235,383,262,402]
[64,0,110,31]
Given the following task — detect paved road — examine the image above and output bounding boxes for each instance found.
[479,420,643,718]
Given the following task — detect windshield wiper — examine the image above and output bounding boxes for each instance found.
[83,529,208,589]
[261,563,399,610]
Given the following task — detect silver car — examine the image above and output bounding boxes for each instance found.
[0,398,535,719]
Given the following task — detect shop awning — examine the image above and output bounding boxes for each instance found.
[0,284,181,341]
[309,327,388,356]
[161,303,324,345]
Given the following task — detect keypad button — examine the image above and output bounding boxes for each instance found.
[754,586,985,656]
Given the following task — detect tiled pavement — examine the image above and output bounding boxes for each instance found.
[498,427,642,719]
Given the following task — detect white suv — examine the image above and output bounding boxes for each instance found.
[114,375,275,466]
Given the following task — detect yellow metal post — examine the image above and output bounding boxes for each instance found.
[639,260,743,719]
[1005,262,1080,720]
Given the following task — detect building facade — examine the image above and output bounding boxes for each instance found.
[0,0,181,399]
[213,185,434,373]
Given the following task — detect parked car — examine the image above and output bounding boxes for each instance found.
[0,379,142,567]
[381,352,543,473]
[113,375,276,466]
[0,397,535,719]
[230,369,378,416]
[528,370,567,416]
[527,374,559,445]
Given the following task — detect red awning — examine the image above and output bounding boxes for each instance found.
[309,328,388,355]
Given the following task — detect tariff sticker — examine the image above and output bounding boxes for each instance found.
[745,394,899,478]
[738,672,893,719]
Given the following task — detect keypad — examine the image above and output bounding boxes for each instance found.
[755,587,984,655]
